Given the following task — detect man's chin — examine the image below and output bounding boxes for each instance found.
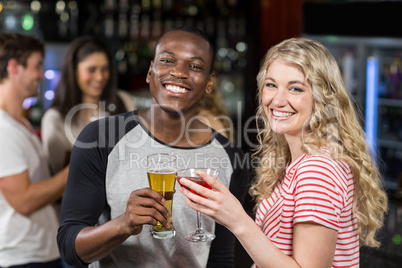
[160,105,183,118]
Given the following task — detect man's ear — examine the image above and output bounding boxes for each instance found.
[7,59,19,75]
[205,72,215,94]
[146,61,154,84]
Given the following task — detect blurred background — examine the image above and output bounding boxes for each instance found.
[1,0,401,267]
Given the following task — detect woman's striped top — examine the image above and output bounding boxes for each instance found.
[255,151,359,267]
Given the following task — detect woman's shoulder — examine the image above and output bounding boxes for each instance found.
[117,90,136,111]
[309,148,349,168]
[42,107,63,123]
[294,150,352,184]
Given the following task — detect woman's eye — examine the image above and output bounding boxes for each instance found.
[265,83,276,88]
[290,87,304,93]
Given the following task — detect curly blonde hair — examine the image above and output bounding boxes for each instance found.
[250,37,388,248]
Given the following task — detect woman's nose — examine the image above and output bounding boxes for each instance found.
[94,70,106,80]
[272,89,288,106]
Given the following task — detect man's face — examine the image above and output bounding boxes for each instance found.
[146,31,214,117]
[17,52,44,98]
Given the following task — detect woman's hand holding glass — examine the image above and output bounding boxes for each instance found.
[178,169,248,234]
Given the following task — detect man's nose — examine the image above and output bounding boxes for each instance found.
[170,62,188,79]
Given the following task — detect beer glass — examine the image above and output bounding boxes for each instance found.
[176,168,219,242]
[146,153,177,239]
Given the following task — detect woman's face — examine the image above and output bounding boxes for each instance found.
[261,58,314,139]
[76,52,110,101]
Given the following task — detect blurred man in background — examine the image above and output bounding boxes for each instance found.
[0,32,68,268]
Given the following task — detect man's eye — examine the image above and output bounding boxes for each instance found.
[161,59,173,63]
[190,64,202,70]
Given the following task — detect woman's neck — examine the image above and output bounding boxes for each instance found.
[77,95,102,124]
[285,134,305,164]
[82,95,100,105]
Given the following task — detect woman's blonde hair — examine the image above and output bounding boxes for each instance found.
[250,37,388,248]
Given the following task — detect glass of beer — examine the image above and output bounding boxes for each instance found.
[146,153,177,239]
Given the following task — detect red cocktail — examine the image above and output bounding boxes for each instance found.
[176,176,212,198]
[176,168,219,242]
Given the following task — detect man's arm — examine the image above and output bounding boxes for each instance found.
[57,118,171,265]
[73,188,170,264]
[0,167,68,216]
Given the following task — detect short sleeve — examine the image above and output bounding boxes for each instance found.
[292,157,348,231]
[0,129,28,177]
[41,108,72,174]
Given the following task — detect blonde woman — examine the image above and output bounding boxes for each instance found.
[179,37,388,268]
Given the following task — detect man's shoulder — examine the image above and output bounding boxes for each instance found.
[0,126,24,144]
[0,113,24,138]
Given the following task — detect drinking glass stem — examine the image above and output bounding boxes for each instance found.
[195,211,204,234]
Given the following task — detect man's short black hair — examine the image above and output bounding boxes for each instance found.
[153,25,215,74]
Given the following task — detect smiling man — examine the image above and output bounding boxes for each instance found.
[0,32,68,268]
[57,26,250,268]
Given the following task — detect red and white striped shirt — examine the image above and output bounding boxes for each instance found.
[255,151,359,267]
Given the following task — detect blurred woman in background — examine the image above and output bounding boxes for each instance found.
[41,35,135,175]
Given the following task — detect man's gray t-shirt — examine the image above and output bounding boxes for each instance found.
[58,110,249,268]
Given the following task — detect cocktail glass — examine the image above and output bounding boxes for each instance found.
[176,168,219,242]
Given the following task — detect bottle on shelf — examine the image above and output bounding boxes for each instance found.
[390,56,401,100]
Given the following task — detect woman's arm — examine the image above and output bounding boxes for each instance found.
[179,171,337,268]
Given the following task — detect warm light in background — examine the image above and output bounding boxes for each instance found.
[30,1,41,13]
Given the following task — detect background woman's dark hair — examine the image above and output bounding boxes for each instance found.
[50,35,126,117]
